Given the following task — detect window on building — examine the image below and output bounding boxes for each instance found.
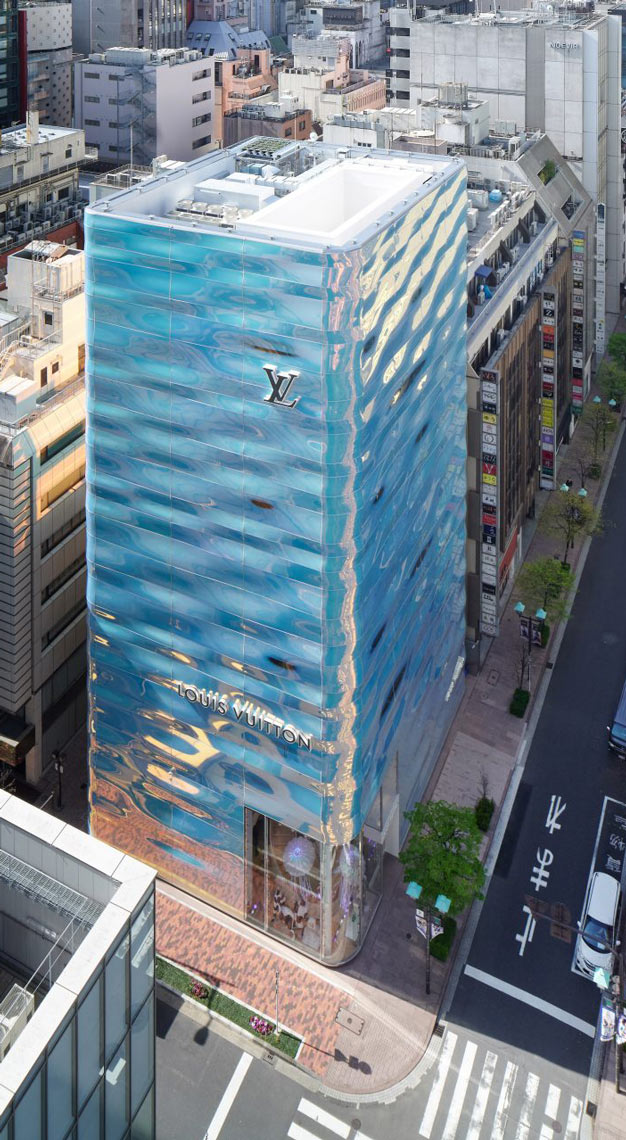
[41,506,86,557]
[192,68,211,80]
[84,118,100,126]
[65,145,72,158]
[192,113,211,126]
[285,128,292,137]
[40,464,86,512]
[41,599,87,650]
[44,311,53,326]
[40,420,85,465]
[41,553,84,604]
[40,367,48,387]
[83,71,101,79]
[299,120,306,130]
[58,185,70,199]
[192,135,212,149]
[84,95,101,103]
[51,361,59,374]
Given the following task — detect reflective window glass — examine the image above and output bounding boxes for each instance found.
[14,1068,42,1140]
[78,1080,101,1140]
[131,996,154,1117]
[48,1019,74,1140]
[105,932,129,1063]
[105,1037,128,1140]
[130,896,154,1019]
[131,1088,154,1140]
[78,976,102,1110]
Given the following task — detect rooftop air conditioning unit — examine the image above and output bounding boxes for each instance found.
[529,220,538,236]
[496,329,508,345]
[510,246,519,263]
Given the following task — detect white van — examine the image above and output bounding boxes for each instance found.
[576,872,621,979]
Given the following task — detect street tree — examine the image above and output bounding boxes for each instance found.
[597,357,626,409]
[541,489,601,567]
[400,800,485,917]
[608,332,626,372]
[580,399,617,462]
[515,556,572,622]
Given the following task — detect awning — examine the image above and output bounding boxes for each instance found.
[475,265,493,279]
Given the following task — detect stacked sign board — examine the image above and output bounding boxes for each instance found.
[595,203,606,356]
[540,289,556,490]
[480,369,499,637]
[571,230,585,411]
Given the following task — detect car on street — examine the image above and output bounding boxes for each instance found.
[576,872,622,979]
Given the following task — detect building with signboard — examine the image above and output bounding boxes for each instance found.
[463,168,571,651]
[84,138,468,964]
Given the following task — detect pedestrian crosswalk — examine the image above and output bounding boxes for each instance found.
[287,1098,374,1140]
[418,1031,583,1140]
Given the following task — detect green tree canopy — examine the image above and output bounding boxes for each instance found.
[400,800,485,916]
[515,556,572,622]
[608,332,626,372]
[597,358,626,407]
[540,490,601,566]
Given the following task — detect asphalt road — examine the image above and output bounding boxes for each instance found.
[156,431,626,1140]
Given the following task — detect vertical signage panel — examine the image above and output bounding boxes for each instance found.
[595,204,606,356]
[480,369,499,637]
[571,229,585,410]
[540,288,556,490]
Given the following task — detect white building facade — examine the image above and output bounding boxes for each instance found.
[388,8,623,326]
[74,48,215,166]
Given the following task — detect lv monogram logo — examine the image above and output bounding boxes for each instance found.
[263,365,300,408]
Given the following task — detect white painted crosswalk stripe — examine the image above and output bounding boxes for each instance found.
[539,1084,561,1140]
[465,1050,497,1140]
[492,1060,518,1140]
[564,1097,583,1140]
[288,1099,375,1140]
[419,1030,459,1138]
[416,1033,584,1140]
[514,1072,540,1140]
[442,1041,478,1140]
[296,1100,350,1139]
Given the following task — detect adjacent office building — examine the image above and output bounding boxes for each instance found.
[0,793,155,1139]
[75,48,215,167]
[85,138,468,964]
[0,0,20,130]
[0,115,93,274]
[388,6,623,329]
[0,240,87,785]
[19,1,73,127]
[71,0,186,56]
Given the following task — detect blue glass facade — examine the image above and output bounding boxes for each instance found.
[86,144,468,962]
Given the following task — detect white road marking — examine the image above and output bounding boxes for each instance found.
[288,1125,325,1140]
[492,1061,518,1140]
[419,1030,458,1138]
[514,1072,539,1140]
[296,1099,351,1138]
[441,1040,478,1140]
[464,966,595,1037]
[465,1050,497,1140]
[203,1052,252,1140]
[539,1083,561,1139]
[564,1097,583,1140]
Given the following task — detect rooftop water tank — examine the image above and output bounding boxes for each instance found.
[489,188,503,203]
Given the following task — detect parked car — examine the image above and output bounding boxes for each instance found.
[607,676,626,759]
[576,872,622,979]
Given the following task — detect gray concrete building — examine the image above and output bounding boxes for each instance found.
[388,6,623,331]
[0,240,86,786]
[71,0,186,56]
[21,1,73,127]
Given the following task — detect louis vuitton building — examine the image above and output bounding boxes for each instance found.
[84,138,468,964]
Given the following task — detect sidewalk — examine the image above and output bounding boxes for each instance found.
[156,394,625,1101]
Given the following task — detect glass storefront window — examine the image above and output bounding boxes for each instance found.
[245,811,383,965]
[78,975,103,1111]
[47,1018,74,1140]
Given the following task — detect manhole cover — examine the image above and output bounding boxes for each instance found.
[336,1008,364,1035]
[487,670,500,686]
[351,1121,362,1131]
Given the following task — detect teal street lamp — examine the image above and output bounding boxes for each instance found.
[406,884,451,995]
[559,482,570,493]
[609,399,617,410]
[578,487,588,499]
[593,395,602,405]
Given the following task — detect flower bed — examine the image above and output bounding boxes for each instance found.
[155,956,301,1059]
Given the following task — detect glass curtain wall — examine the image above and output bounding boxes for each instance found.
[245,811,382,965]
